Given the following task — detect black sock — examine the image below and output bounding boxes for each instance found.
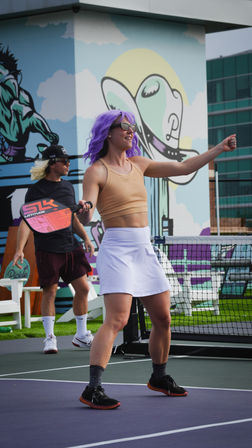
[89,365,104,388]
[152,362,166,379]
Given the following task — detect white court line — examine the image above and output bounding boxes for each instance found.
[0,377,251,393]
[66,418,252,448]
[1,355,251,377]
[0,364,90,377]
[0,358,151,378]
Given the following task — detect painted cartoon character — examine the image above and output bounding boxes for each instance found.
[101,74,199,235]
[0,45,59,163]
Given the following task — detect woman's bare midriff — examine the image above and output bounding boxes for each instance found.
[104,212,148,228]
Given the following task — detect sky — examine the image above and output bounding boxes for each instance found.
[205,26,252,60]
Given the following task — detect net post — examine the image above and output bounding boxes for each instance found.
[215,163,220,236]
[123,297,139,343]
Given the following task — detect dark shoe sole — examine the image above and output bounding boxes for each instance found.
[147,382,188,397]
[44,349,58,354]
[72,342,91,349]
[79,395,120,410]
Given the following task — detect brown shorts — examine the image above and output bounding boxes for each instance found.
[35,246,92,288]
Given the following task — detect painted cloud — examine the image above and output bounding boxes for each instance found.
[37,69,105,121]
[181,91,208,140]
[27,11,127,45]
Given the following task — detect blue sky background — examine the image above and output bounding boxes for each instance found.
[206,27,252,60]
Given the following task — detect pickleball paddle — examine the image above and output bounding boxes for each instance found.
[20,198,82,234]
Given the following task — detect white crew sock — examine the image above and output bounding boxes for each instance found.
[42,316,55,338]
[75,314,88,337]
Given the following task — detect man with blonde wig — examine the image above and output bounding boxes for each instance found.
[13,145,94,354]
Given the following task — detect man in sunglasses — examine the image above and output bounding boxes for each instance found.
[13,145,94,354]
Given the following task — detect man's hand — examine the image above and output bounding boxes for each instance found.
[83,236,95,257]
[12,250,25,269]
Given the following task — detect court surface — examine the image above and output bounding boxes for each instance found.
[0,335,252,448]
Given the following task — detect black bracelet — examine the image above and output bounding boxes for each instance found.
[86,201,93,209]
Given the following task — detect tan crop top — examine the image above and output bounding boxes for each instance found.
[97,158,148,226]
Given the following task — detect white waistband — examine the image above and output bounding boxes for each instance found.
[102,226,151,245]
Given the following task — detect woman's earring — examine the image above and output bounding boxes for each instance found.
[108,135,111,138]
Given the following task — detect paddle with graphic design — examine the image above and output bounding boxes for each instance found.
[20,198,92,234]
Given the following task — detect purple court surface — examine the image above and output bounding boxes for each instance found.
[0,336,251,448]
[0,379,252,448]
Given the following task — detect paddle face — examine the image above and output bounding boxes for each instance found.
[20,198,76,233]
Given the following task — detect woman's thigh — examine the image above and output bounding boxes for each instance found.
[104,293,133,325]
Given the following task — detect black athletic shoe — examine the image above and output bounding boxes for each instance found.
[80,385,120,410]
[147,374,188,397]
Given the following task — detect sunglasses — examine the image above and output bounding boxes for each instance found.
[54,158,70,165]
[111,122,137,132]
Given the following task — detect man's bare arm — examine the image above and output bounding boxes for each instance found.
[12,220,31,269]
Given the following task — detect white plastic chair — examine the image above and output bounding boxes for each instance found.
[154,247,222,316]
[0,278,27,329]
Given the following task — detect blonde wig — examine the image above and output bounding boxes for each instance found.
[30,159,50,181]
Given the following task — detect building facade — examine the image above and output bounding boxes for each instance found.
[0,7,211,265]
[207,51,252,234]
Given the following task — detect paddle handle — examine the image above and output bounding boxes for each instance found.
[72,201,93,213]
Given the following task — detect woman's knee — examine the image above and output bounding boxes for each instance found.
[105,314,129,333]
[152,312,171,330]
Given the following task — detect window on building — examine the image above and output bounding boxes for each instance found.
[213,115,224,126]
[211,59,223,78]
[237,110,250,123]
[225,112,236,125]
[249,74,252,96]
[236,54,249,75]
[224,78,236,100]
[207,80,224,103]
[223,56,236,76]
[237,123,252,147]
[207,81,215,103]
[237,75,250,98]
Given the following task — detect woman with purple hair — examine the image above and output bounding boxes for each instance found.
[78,109,237,410]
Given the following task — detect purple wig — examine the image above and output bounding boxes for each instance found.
[83,109,141,165]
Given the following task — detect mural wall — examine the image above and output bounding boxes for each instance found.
[0,12,78,261]
[74,11,209,250]
[0,10,209,264]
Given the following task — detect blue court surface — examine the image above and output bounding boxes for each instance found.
[0,336,252,448]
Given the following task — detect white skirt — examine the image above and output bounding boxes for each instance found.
[96,227,171,296]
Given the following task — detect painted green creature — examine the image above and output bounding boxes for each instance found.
[0,45,58,163]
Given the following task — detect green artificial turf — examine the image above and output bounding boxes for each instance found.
[1,297,251,340]
[159,298,252,327]
[0,314,103,340]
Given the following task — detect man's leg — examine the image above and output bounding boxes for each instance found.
[80,293,132,409]
[41,283,58,354]
[141,291,187,397]
[71,275,92,348]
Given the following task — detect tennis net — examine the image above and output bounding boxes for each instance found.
[138,235,252,344]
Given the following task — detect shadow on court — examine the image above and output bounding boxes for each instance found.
[0,336,252,448]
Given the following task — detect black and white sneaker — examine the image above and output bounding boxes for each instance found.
[72,331,93,349]
[80,385,120,410]
[147,374,188,397]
